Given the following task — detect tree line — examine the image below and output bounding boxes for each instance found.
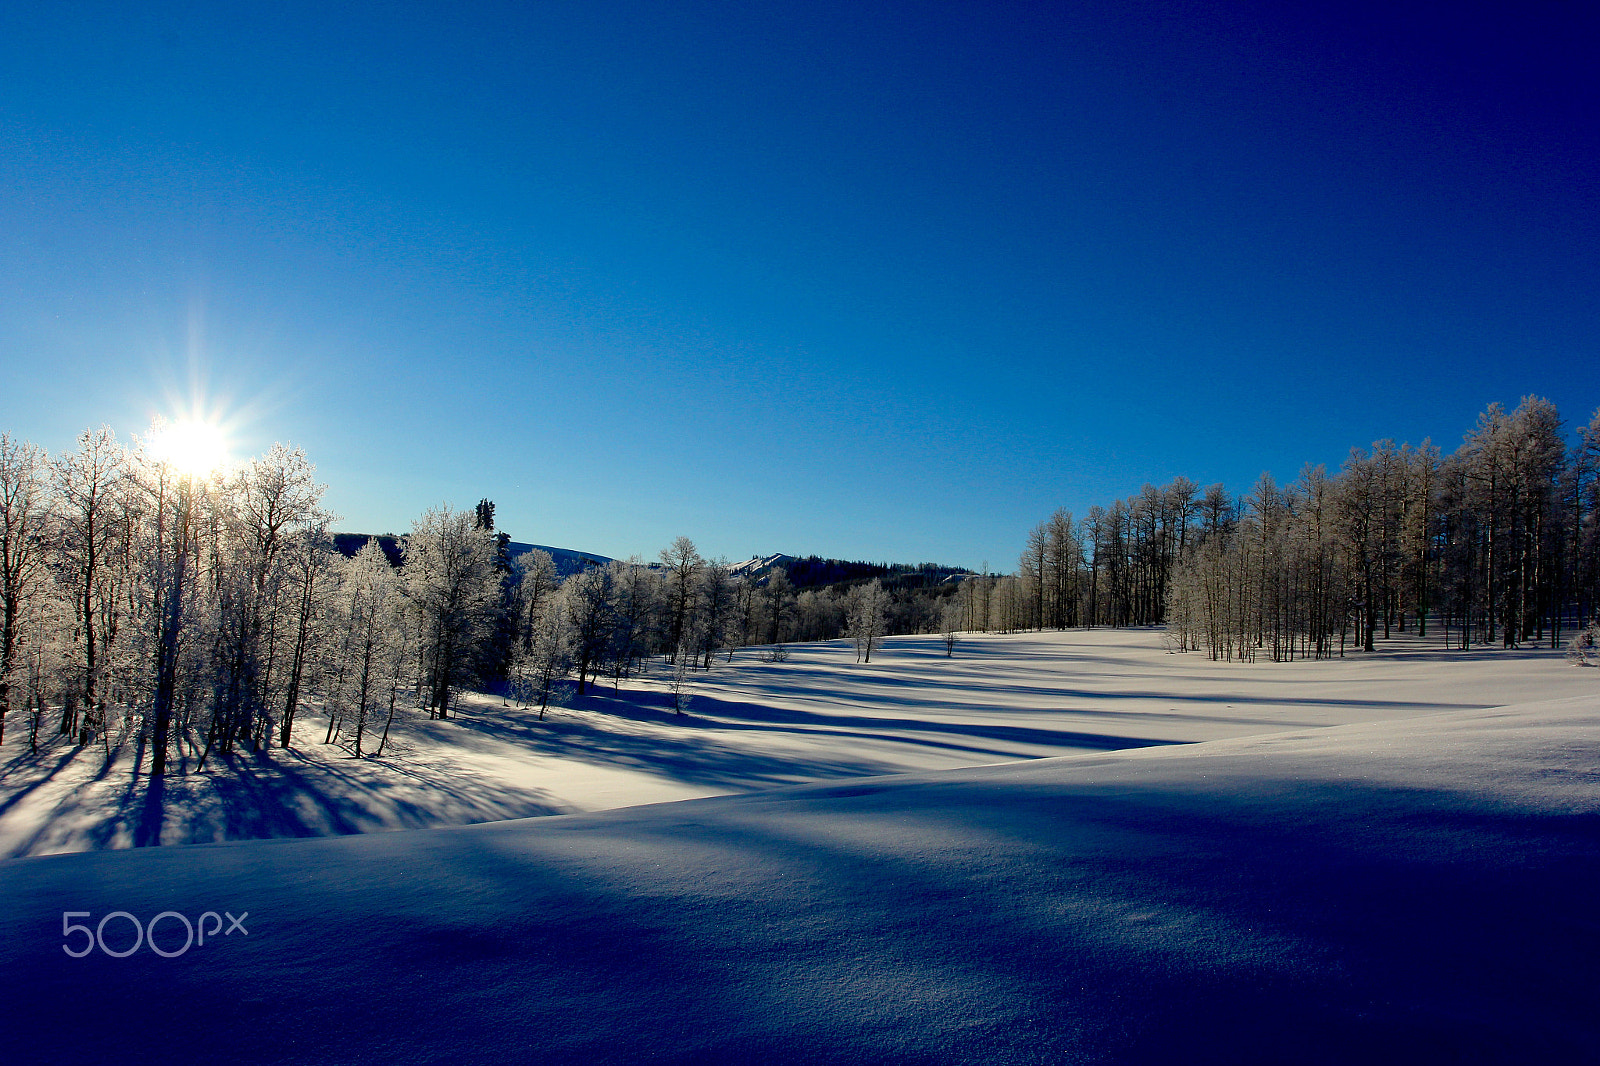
[0,426,980,775]
[1002,397,1600,660]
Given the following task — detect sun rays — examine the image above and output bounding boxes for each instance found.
[145,415,232,478]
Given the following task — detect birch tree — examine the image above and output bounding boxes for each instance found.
[403,506,501,719]
[141,448,207,776]
[0,435,49,745]
[563,563,615,695]
[606,559,656,685]
[278,524,336,748]
[223,444,329,749]
[660,536,703,662]
[848,579,889,663]
[329,540,405,757]
[53,426,127,742]
[511,548,560,652]
[512,593,571,719]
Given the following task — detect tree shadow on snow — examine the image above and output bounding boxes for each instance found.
[454,690,904,790]
[665,690,1190,760]
[3,734,575,857]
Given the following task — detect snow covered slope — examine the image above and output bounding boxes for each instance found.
[727,552,794,579]
[3,695,1596,1064]
[504,540,614,575]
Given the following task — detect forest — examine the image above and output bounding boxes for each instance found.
[1,395,1596,780]
[0,426,965,774]
[1003,397,1600,661]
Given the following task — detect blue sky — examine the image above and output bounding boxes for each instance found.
[2,1,1595,568]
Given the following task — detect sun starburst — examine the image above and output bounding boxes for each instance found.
[147,417,231,478]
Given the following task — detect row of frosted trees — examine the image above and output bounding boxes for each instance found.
[0,426,970,773]
[1008,398,1600,661]
[508,538,919,716]
[0,426,410,770]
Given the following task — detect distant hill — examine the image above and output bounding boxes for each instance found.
[332,534,611,578]
[726,553,794,580]
[728,553,974,591]
[331,533,405,567]
[782,555,973,591]
[504,542,613,578]
[334,536,968,589]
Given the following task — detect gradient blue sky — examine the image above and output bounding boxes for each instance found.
[2,1,1595,568]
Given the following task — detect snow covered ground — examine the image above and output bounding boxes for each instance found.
[1,629,1596,1062]
[2,628,1592,858]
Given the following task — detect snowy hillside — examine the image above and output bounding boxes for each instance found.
[333,533,613,577]
[504,540,614,576]
[2,687,1595,1064]
[727,552,794,579]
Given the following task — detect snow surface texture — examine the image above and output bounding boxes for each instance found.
[3,629,1593,858]
[1,631,1596,1063]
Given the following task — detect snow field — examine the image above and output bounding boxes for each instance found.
[1,628,1596,1063]
[2,627,1594,857]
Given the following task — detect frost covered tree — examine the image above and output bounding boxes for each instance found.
[606,559,655,685]
[403,506,502,719]
[511,548,560,652]
[0,435,49,745]
[940,598,962,657]
[206,445,330,758]
[140,445,207,776]
[563,563,615,695]
[1565,621,1600,666]
[511,593,571,718]
[659,536,703,662]
[53,426,128,743]
[847,579,890,663]
[669,628,698,715]
[791,588,841,643]
[759,568,793,646]
[278,523,337,748]
[15,590,72,755]
[325,540,405,757]
[234,446,329,734]
[697,559,738,668]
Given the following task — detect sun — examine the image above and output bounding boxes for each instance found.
[147,417,232,478]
